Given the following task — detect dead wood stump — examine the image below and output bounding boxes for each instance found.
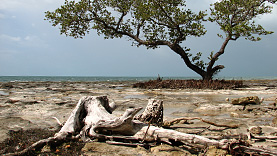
[135,99,163,127]
[6,96,277,156]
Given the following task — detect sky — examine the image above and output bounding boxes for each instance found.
[0,0,276,78]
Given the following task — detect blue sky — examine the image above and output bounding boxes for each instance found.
[0,0,276,78]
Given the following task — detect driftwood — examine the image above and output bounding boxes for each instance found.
[135,99,163,127]
[5,96,277,156]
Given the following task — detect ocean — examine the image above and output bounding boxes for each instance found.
[0,76,199,82]
[0,76,276,82]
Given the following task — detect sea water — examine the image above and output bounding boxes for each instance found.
[0,76,276,82]
[0,76,199,82]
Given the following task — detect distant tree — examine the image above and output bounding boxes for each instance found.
[45,0,276,80]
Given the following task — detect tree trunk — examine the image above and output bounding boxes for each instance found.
[202,72,213,81]
[169,44,207,79]
[169,37,230,81]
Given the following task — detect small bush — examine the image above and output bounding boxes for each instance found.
[133,79,244,90]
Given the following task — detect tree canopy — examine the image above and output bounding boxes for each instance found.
[45,0,206,47]
[45,0,276,80]
[202,0,276,79]
[210,0,275,41]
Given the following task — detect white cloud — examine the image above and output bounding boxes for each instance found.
[0,13,5,19]
[0,34,48,48]
[0,0,64,11]
[24,35,41,42]
[24,36,31,41]
[0,34,21,42]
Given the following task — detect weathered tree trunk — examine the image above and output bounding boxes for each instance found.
[135,99,163,127]
[54,96,228,148]
[55,96,117,139]
[6,96,277,156]
[169,37,230,80]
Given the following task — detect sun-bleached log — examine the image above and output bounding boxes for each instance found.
[53,96,230,149]
[6,96,277,156]
[55,96,116,139]
[133,125,229,149]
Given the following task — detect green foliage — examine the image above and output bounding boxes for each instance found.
[191,52,207,70]
[208,51,215,61]
[209,0,275,41]
[45,0,276,80]
[45,0,92,38]
[45,0,207,48]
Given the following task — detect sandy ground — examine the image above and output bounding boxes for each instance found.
[0,80,277,154]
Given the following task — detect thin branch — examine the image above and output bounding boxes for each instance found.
[115,12,126,31]
[148,17,174,29]
[206,36,231,72]
[155,2,184,44]
[136,19,145,38]
[91,11,171,47]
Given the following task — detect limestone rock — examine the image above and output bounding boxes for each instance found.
[81,142,148,156]
[231,96,261,105]
[272,117,277,126]
[249,126,262,135]
[81,142,194,156]
[205,146,230,156]
[150,144,192,156]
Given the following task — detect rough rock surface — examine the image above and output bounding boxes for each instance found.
[231,96,261,105]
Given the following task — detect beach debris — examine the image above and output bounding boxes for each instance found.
[231,96,261,105]
[5,96,277,156]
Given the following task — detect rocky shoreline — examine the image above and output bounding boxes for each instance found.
[0,80,277,155]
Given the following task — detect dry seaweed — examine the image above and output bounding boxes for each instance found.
[133,79,245,89]
[0,128,85,156]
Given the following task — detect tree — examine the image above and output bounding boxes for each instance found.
[45,0,276,80]
[205,0,276,80]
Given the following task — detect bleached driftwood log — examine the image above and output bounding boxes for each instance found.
[55,96,228,148]
[55,96,117,139]
[6,96,277,156]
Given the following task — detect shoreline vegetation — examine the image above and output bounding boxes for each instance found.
[133,79,245,89]
[0,79,277,155]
